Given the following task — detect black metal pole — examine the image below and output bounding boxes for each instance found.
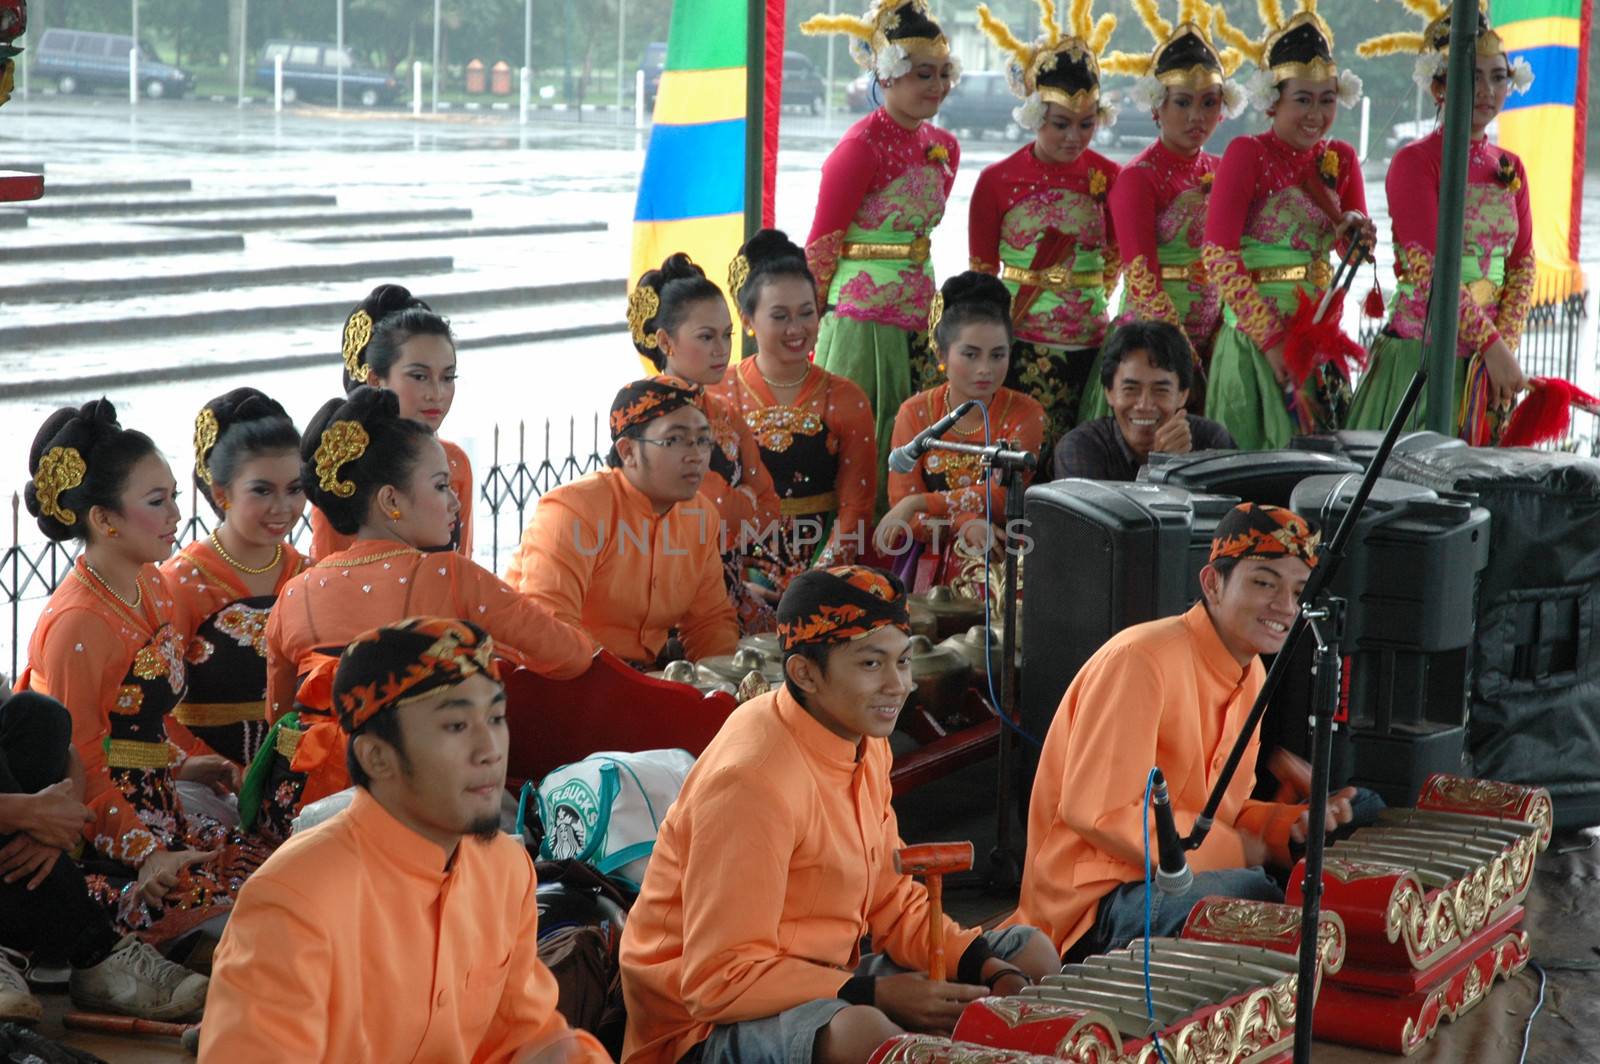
[990,461,1026,889]
[744,0,764,245]
[1292,599,1343,1064]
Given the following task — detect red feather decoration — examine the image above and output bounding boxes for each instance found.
[1499,377,1600,447]
[1282,288,1368,386]
[1363,285,1386,318]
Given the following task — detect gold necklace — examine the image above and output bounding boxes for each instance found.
[945,388,986,437]
[756,359,809,389]
[83,561,143,611]
[210,531,283,575]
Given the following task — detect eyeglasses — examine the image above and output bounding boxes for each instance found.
[635,434,715,453]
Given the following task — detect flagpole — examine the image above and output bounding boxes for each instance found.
[1423,0,1479,434]
[744,0,765,244]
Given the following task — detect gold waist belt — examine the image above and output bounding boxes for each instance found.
[275,724,304,760]
[173,701,266,728]
[1001,262,1107,290]
[780,491,839,518]
[1250,260,1333,288]
[105,738,175,771]
[1399,273,1501,307]
[1161,261,1208,284]
[842,234,930,264]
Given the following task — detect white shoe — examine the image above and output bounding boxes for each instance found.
[68,934,208,1021]
[0,947,43,1024]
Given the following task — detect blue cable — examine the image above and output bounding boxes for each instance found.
[1517,960,1546,1064]
[1142,767,1170,1064]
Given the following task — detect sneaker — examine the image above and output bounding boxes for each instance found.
[0,947,43,1024]
[68,934,208,1021]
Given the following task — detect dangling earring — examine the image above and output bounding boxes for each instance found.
[938,362,947,374]
[745,327,756,338]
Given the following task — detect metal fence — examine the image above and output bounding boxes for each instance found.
[3,416,607,681]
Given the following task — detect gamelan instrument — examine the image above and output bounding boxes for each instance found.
[1286,772,1552,1054]
[869,897,1347,1064]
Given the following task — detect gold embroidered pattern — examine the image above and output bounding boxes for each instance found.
[747,406,824,453]
[33,446,87,527]
[132,624,188,694]
[112,684,144,716]
[1496,260,1535,353]
[341,308,373,380]
[1124,255,1183,326]
[1202,242,1283,349]
[104,738,175,770]
[313,420,369,498]
[193,407,220,484]
[1396,244,1499,351]
[215,602,272,657]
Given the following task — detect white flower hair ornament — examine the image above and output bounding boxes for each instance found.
[1246,69,1278,112]
[875,41,912,81]
[850,35,874,70]
[1220,79,1247,119]
[1013,91,1047,131]
[1005,59,1028,97]
[1097,100,1118,128]
[1336,69,1364,108]
[1509,55,1534,94]
[946,52,963,87]
[1411,51,1445,92]
[1129,73,1165,112]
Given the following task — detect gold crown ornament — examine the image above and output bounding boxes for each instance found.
[1357,0,1532,96]
[1101,0,1248,118]
[1213,0,1364,111]
[976,0,1117,131]
[801,0,957,85]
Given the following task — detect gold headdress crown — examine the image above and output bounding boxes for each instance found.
[193,407,220,485]
[1357,0,1504,62]
[801,0,951,79]
[1213,0,1339,83]
[978,0,1116,111]
[341,309,373,381]
[627,285,661,350]
[1101,0,1244,88]
[313,420,370,499]
[34,446,87,527]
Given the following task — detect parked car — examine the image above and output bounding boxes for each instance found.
[639,41,666,111]
[257,40,398,106]
[782,51,826,114]
[1096,99,1160,150]
[846,71,876,113]
[34,28,193,98]
[934,71,1027,141]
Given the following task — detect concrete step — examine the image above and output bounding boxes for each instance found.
[0,161,45,174]
[0,230,246,262]
[40,178,195,197]
[24,193,337,217]
[147,206,473,232]
[0,276,626,348]
[0,254,456,304]
[0,209,26,229]
[297,219,607,244]
[3,296,629,398]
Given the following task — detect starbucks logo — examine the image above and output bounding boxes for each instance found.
[544,778,601,861]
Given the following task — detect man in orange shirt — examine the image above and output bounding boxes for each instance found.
[1015,503,1363,961]
[620,567,1058,1064]
[199,618,611,1063]
[507,376,738,667]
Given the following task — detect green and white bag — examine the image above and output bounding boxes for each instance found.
[518,749,695,890]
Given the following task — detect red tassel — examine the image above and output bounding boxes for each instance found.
[1283,288,1368,386]
[1363,285,1386,318]
[1499,377,1600,447]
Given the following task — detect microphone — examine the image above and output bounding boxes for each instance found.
[887,399,981,474]
[1150,768,1192,896]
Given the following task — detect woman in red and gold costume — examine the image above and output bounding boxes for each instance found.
[969,0,1121,460]
[882,273,1047,591]
[1348,0,1534,436]
[250,386,595,839]
[18,399,273,943]
[163,389,307,771]
[1085,0,1247,419]
[1202,0,1376,449]
[310,284,474,560]
[714,230,879,618]
[800,0,961,495]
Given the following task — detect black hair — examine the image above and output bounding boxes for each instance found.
[25,398,159,544]
[300,386,438,536]
[933,271,1013,353]
[196,388,300,519]
[631,253,725,368]
[734,228,816,319]
[346,706,409,790]
[341,284,454,393]
[1098,319,1194,392]
[782,642,834,706]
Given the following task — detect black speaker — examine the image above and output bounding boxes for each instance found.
[1269,475,1490,805]
[1019,480,1238,797]
[1386,446,1600,829]
[1290,430,1466,470]
[1142,449,1361,507]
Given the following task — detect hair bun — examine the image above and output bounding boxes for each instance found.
[658,252,707,285]
[939,270,1011,312]
[741,228,804,269]
[207,387,288,434]
[26,398,154,543]
[300,386,399,464]
[361,283,429,320]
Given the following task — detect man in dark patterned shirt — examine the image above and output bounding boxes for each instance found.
[1054,321,1236,481]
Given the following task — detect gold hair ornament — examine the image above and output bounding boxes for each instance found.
[35,446,87,527]
[728,254,751,298]
[193,407,219,485]
[627,285,662,349]
[313,420,370,499]
[928,292,945,337]
[342,309,373,381]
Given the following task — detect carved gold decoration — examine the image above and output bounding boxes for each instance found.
[1190,897,1301,942]
[34,446,87,526]
[1323,856,1407,883]
[929,292,945,337]
[341,308,373,379]
[1400,931,1529,1053]
[313,420,370,498]
[1381,828,1540,969]
[193,407,220,484]
[728,253,751,297]
[627,285,661,349]
[1134,984,1292,1064]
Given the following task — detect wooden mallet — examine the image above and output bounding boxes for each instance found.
[893,841,974,982]
[64,1012,201,1054]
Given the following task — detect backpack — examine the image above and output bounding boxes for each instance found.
[517,749,695,890]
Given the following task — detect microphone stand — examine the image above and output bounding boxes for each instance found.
[915,437,1037,890]
[1176,358,1430,1063]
